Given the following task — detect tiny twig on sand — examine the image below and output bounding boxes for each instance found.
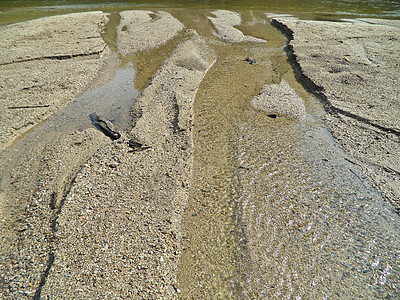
[8,105,50,109]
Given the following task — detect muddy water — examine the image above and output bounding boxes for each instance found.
[176,10,400,299]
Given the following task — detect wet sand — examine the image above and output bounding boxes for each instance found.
[272,16,400,210]
[0,10,399,298]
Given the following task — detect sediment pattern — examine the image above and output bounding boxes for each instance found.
[272,17,400,209]
[117,10,184,55]
[41,30,215,298]
[1,9,400,299]
[208,10,266,43]
[0,12,111,150]
[251,79,306,120]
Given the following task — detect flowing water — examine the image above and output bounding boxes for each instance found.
[233,107,400,298]
[173,10,400,298]
[1,1,400,299]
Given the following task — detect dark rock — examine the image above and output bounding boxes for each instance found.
[89,113,121,140]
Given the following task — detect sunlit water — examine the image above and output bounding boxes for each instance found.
[0,0,399,25]
[0,2,399,298]
[0,64,138,191]
[1,0,399,17]
[234,108,400,298]
[174,10,400,297]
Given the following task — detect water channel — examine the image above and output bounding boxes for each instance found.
[0,1,400,298]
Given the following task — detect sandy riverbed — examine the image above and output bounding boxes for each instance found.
[271,16,400,209]
[0,10,399,298]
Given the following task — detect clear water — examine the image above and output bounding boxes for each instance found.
[174,10,400,298]
[0,2,399,299]
[234,109,400,298]
[0,62,138,190]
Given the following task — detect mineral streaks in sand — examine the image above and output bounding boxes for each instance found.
[251,79,306,121]
[273,17,400,209]
[117,10,184,56]
[41,31,216,298]
[208,10,266,43]
[0,12,111,150]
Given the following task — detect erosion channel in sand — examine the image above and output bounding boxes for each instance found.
[0,8,399,299]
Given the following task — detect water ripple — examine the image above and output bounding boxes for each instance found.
[234,109,400,298]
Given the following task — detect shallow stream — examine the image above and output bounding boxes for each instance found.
[0,2,400,298]
[174,11,400,298]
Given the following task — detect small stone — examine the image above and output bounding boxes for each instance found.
[245,57,256,64]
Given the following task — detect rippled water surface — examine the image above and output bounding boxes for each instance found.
[0,2,399,299]
[175,10,400,298]
[1,0,399,16]
[234,109,400,298]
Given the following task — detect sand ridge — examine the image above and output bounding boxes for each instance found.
[0,12,111,151]
[272,17,400,209]
[117,10,185,55]
[1,9,400,298]
[251,79,306,120]
[208,10,267,43]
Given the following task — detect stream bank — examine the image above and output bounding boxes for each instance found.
[0,9,399,299]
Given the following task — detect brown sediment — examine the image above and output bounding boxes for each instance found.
[40,29,216,298]
[117,10,185,56]
[176,10,295,297]
[0,9,203,298]
[207,10,266,43]
[121,32,190,91]
[250,79,306,120]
